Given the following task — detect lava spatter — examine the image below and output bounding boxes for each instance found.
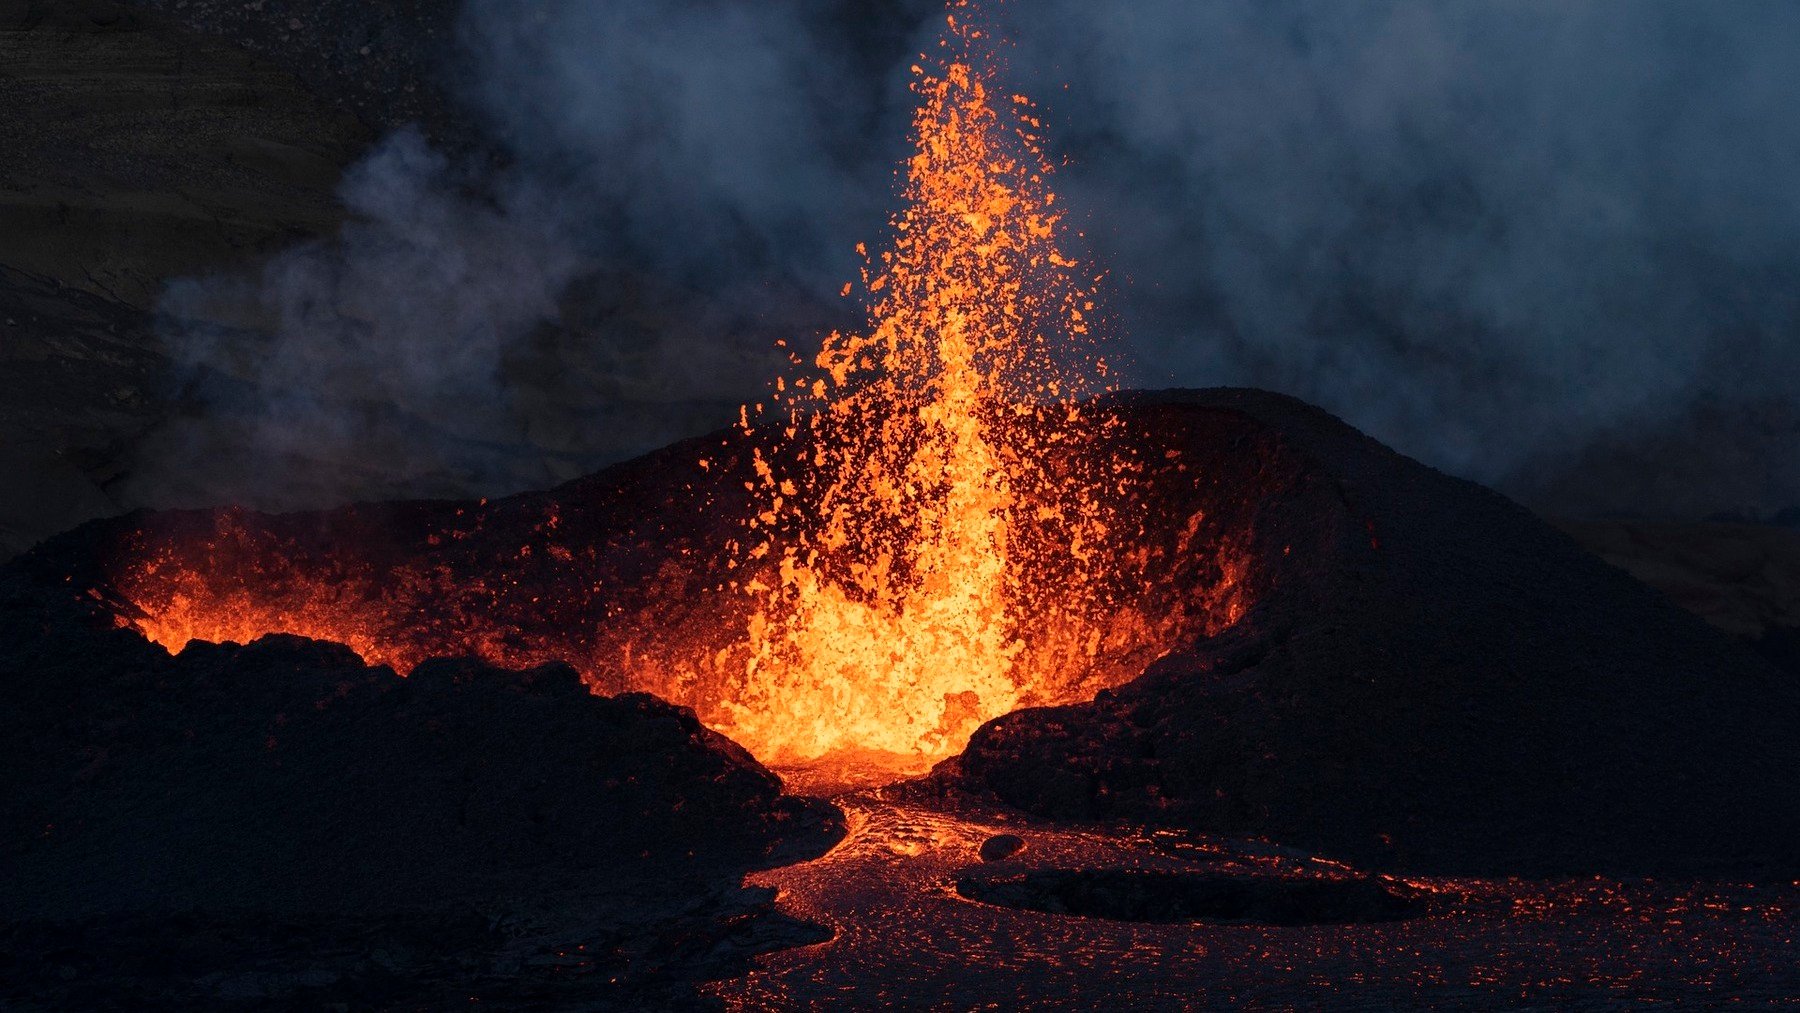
[104,3,1246,773]
[718,4,1127,766]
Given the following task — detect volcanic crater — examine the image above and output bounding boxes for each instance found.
[6,388,1800,1006]
[12,386,1798,878]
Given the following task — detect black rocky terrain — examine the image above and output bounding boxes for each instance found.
[938,388,1800,877]
[0,536,840,1007]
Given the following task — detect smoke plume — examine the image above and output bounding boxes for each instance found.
[141,0,1800,518]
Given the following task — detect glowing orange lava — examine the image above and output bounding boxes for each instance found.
[107,1,1254,776]
[715,6,1123,765]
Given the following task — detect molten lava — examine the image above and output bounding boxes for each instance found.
[106,2,1255,774]
[718,10,1123,764]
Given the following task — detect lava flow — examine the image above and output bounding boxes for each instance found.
[105,2,1256,773]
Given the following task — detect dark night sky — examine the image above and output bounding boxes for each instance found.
[145,0,1800,519]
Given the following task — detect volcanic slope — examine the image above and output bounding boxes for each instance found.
[7,388,1797,882]
[0,535,840,921]
[943,388,1800,876]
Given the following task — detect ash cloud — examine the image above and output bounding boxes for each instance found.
[993,1,1800,517]
[142,0,1800,518]
[140,130,582,507]
[138,0,917,509]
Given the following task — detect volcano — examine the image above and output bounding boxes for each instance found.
[5,392,1800,1003]
[940,388,1800,877]
[6,385,1797,880]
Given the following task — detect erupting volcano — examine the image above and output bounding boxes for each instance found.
[10,0,1800,1007]
[107,6,1244,774]
[7,1,1800,1006]
[727,15,1134,764]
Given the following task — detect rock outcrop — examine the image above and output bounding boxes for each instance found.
[947,389,1800,876]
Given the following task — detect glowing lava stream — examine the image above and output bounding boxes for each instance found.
[715,3,1121,769]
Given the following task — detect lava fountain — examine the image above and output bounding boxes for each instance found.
[104,2,1254,775]
[717,8,1125,764]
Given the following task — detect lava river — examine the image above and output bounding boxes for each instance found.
[706,788,1800,1009]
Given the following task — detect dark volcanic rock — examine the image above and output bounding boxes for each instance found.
[978,833,1026,863]
[950,389,1800,877]
[123,0,465,141]
[0,5,370,559]
[0,268,163,560]
[0,581,832,922]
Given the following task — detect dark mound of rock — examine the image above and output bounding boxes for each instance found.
[978,833,1026,863]
[10,385,1797,888]
[948,389,1800,877]
[0,571,832,921]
